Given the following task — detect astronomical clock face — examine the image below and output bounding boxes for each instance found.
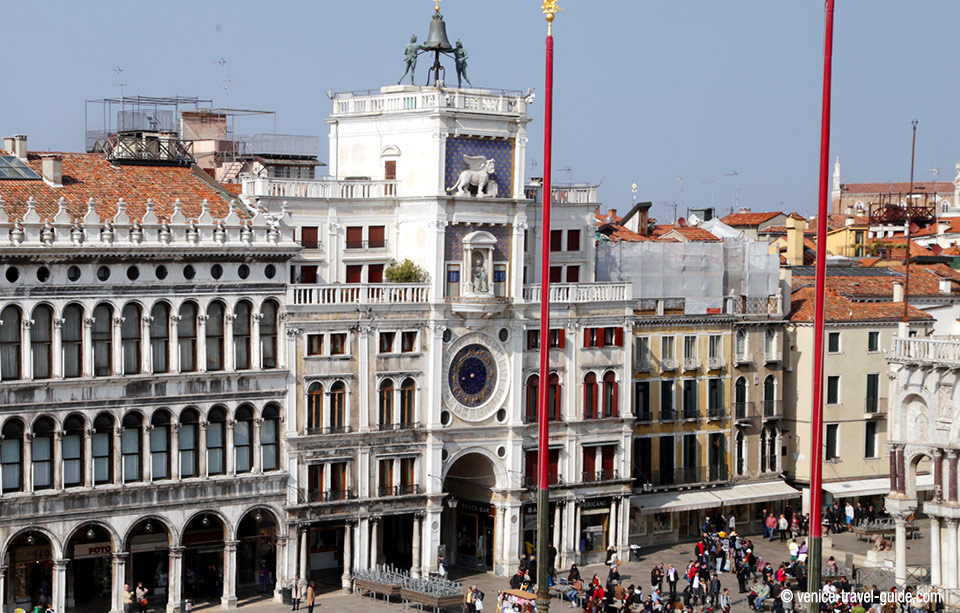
[441,332,510,422]
[448,344,497,407]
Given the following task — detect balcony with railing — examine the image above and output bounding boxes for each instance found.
[345,238,388,250]
[242,175,399,200]
[660,358,679,372]
[522,282,631,304]
[642,465,729,488]
[522,474,563,489]
[524,184,600,205]
[636,360,654,373]
[682,357,701,372]
[734,402,756,422]
[377,422,421,431]
[681,407,700,421]
[762,400,782,420]
[707,357,726,371]
[377,484,423,497]
[581,469,620,483]
[707,406,725,420]
[635,410,654,423]
[331,88,527,117]
[309,489,357,503]
[890,336,960,367]
[305,425,354,435]
[289,283,430,306]
[660,408,678,422]
[865,397,888,417]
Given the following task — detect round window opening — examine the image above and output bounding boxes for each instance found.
[496,408,507,423]
[264,264,277,279]
[36,267,50,282]
[496,445,507,458]
[155,265,168,280]
[498,328,509,343]
[442,329,453,343]
[126,266,140,281]
[441,449,449,462]
[238,264,250,279]
[97,266,111,281]
[440,411,452,426]
[5,267,19,282]
[183,265,196,280]
[211,264,223,280]
[67,266,81,282]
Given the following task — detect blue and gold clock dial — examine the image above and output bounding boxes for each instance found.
[448,344,497,408]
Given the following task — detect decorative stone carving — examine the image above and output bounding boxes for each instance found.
[447,155,499,198]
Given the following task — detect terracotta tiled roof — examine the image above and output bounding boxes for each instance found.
[863,237,932,258]
[789,286,932,323]
[791,264,960,299]
[720,211,784,227]
[221,183,243,196]
[839,181,954,195]
[657,227,719,242]
[912,218,960,237]
[0,151,234,223]
[944,246,960,256]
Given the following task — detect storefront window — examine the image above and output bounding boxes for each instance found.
[652,512,673,534]
[580,509,609,553]
[629,506,647,537]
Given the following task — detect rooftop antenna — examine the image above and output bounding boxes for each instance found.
[675,176,685,210]
[631,183,638,203]
[724,170,740,207]
[112,66,126,102]
[215,57,232,108]
[558,165,573,184]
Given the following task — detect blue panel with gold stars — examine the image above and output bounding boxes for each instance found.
[445,137,515,197]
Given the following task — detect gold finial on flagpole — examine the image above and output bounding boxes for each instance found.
[434,0,442,12]
[542,0,562,34]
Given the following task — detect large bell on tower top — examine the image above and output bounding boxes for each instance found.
[422,12,453,52]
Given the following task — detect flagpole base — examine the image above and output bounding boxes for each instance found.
[807,535,822,613]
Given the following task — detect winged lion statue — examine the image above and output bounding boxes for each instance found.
[447,155,499,198]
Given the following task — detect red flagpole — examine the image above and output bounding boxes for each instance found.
[808,0,835,603]
[536,4,557,612]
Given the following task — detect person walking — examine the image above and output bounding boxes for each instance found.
[122,583,135,613]
[666,564,679,600]
[778,514,789,542]
[465,585,476,613]
[135,582,149,613]
[290,574,303,611]
[765,513,777,542]
[719,587,732,613]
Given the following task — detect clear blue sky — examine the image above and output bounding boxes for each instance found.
[5,0,959,221]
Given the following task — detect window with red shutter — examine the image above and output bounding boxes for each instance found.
[527,330,540,350]
[614,327,624,347]
[583,446,597,481]
[584,373,598,419]
[369,225,386,248]
[300,266,318,284]
[525,450,537,485]
[550,230,563,252]
[553,328,565,349]
[345,265,363,283]
[548,373,562,420]
[596,329,606,348]
[346,226,363,249]
[549,266,562,283]
[384,160,397,180]
[567,229,581,252]
[301,226,319,249]
[525,375,539,423]
[368,264,384,283]
[548,449,560,485]
[565,266,580,282]
[603,371,618,418]
[601,444,616,479]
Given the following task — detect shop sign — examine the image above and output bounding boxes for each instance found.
[129,533,170,553]
[583,525,604,533]
[74,542,113,559]
[15,545,52,563]
[459,502,492,515]
[580,498,611,510]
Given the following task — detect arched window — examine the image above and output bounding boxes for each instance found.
[121,412,143,483]
[548,373,561,421]
[329,381,346,433]
[759,429,768,473]
[583,373,598,419]
[178,302,198,372]
[260,301,279,369]
[31,305,53,380]
[525,375,539,423]
[233,301,252,370]
[62,304,83,378]
[0,306,22,381]
[206,407,226,475]
[767,426,778,473]
[92,303,113,377]
[735,329,746,358]
[150,410,171,480]
[179,408,200,478]
[261,405,280,472]
[378,380,394,429]
[92,413,114,485]
[235,405,253,473]
[121,303,142,375]
[764,329,777,359]
[735,377,747,419]
[602,371,619,418]
[150,303,170,374]
[1,419,24,492]
[763,375,777,417]
[307,382,323,433]
[206,302,225,371]
[735,430,746,476]
[400,378,416,428]
[32,416,54,491]
[63,414,85,487]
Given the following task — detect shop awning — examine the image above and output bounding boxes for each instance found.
[632,480,800,515]
[713,481,800,506]
[822,474,934,498]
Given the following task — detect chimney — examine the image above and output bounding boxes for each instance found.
[607,208,617,223]
[2,137,14,153]
[637,201,653,236]
[844,216,854,227]
[41,155,63,186]
[739,207,751,214]
[785,216,807,266]
[893,281,904,302]
[940,279,952,295]
[12,134,27,161]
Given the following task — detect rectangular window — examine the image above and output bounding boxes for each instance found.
[345,265,363,283]
[708,379,722,415]
[865,421,878,458]
[330,333,346,355]
[150,428,169,480]
[565,265,580,283]
[683,335,697,359]
[682,380,698,418]
[526,330,540,350]
[346,226,363,249]
[582,446,597,480]
[636,337,650,366]
[866,373,880,412]
[207,421,224,475]
[33,436,52,490]
[658,435,675,484]
[379,458,394,496]
[307,334,324,356]
[634,382,650,419]
[825,424,839,461]
[604,327,621,346]
[384,159,397,181]
[1,436,21,492]
[567,229,581,252]
[62,432,82,487]
[369,225,386,248]
[660,381,674,419]
[549,266,562,283]
[401,331,417,353]
[400,457,416,493]
[550,230,563,252]
[368,264,384,284]
[827,331,841,353]
[826,375,840,404]
[330,462,348,499]
[180,424,197,478]
[261,419,278,471]
[299,265,318,284]
[93,430,110,484]
[92,314,112,377]
[301,226,319,249]
[708,335,721,361]
[868,331,880,352]
[661,336,675,360]
[150,315,168,374]
[122,428,141,482]
[235,420,251,473]
[446,264,460,298]
[549,329,565,349]
[494,265,507,296]
[379,332,395,354]
[308,464,323,502]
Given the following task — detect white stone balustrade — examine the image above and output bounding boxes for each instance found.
[242,176,399,200]
[891,336,960,366]
[522,283,631,303]
[330,88,526,118]
[289,283,430,306]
